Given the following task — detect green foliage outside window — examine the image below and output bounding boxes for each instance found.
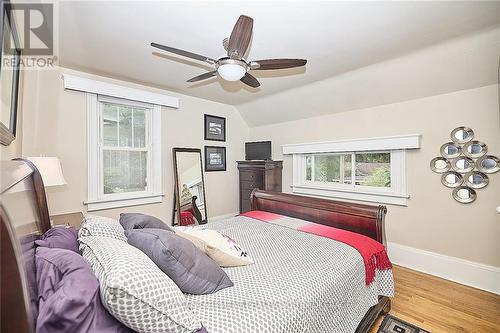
[363,167,391,187]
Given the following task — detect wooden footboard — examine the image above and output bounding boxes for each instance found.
[250,189,387,245]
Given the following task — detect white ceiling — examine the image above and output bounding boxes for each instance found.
[58,1,500,125]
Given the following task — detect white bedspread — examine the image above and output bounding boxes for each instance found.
[185,216,394,333]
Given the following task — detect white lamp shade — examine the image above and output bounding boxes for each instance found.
[27,157,67,187]
[217,63,246,81]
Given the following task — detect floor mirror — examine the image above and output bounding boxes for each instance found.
[172,148,208,225]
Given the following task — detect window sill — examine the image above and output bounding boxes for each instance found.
[291,184,408,206]
[84,194,164,211]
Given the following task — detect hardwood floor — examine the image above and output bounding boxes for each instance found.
[369,265,500,333]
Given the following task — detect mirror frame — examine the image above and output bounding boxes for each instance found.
[0,3,21,147]
[462,140,487,159]
[464,171,489,189]
[172,147,208,225]
[450,126,474,144]
[430,157,451,173]
[440,171,463,188]
[476,155,500,174]
[452,186,476,204]
[439,142,461,159]
[451,156,475,174]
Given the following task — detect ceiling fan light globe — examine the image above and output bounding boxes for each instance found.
[217,63,246,81]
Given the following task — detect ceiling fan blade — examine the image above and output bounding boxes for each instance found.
[240,72,260,88]
[151,42,216,65]
[227,15,253,59]
[187,71,217,83]
[250,59,307,70]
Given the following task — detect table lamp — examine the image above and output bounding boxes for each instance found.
[27,157,67,227]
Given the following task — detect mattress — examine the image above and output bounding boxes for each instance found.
[185,215,394,333]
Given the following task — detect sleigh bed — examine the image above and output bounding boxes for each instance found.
[0,159,392,333]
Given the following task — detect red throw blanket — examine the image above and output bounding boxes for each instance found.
[240,211,392,286]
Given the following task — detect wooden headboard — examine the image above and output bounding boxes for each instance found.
[250,189,387,245]
[1,159,51,333]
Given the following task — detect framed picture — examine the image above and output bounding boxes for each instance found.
[0,1,21,146]
[204,114,226,142]
[204,146,226,172]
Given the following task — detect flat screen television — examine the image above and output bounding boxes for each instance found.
[245,141,271,160]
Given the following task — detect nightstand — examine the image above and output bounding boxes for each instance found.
[50,212,84,229]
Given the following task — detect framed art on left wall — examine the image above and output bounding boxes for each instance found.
[204,114,226,142]
[204,146,226,172]
[0,1,21,146]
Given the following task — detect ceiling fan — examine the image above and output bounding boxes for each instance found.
[151,15,307,88]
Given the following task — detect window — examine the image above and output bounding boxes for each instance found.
[102,101,148,194]
[306,152,391,187]
[284,135,420,206]
[86,95,162,211]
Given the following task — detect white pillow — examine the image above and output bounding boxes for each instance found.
[79,236,202,333]
[79,214,127,242]
[174,227,253,267]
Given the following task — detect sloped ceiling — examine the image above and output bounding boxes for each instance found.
[58,1,500,126]
[238,26,500,126]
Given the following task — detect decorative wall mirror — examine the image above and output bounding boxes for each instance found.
[450,126,474,144]
[462,141,487,159]
[440,142,461,159]
[464,171,488,189]
[451,156,474,173]
[430,126,498,204]
[476,155,499,174]
[172,148,208,225]
[430,157,450,173]
[452,186,476,204]
[0,2,21,146]
[440,172,463,188]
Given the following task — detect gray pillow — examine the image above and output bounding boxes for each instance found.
[125,228,233,295]
[120,213,173,232]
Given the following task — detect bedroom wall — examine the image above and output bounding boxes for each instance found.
[249,84,500,268]
[20,67,249,222]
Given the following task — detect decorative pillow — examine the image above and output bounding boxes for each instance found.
[79,236,203,333]
[120,213,173,232]
[79,214,127,242]
[125,228,233,295]
[174,227,253,267]
[35,247,133,333]
[35,226,79,253]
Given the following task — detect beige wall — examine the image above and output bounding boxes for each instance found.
[20,68,249,222]
[10,66,500,268]
[249,85,500,267]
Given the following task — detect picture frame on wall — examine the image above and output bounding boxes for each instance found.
[204,146,226,172]
[204,114,226,142]
[0,1,21,146]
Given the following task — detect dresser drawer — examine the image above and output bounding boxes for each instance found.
[240,199,251,213]
[240,188,255,201]
[240,179,263,190]
[240,170,263,182]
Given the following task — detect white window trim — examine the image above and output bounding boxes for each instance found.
[284,135,420,206]
[85,93,163,211]
[282,134,420,154]
[63,74,179,108]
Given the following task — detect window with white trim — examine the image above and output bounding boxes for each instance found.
[85,95,163,211]
[284,135,420,206]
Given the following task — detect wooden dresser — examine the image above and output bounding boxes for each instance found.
[237,160,283,213]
